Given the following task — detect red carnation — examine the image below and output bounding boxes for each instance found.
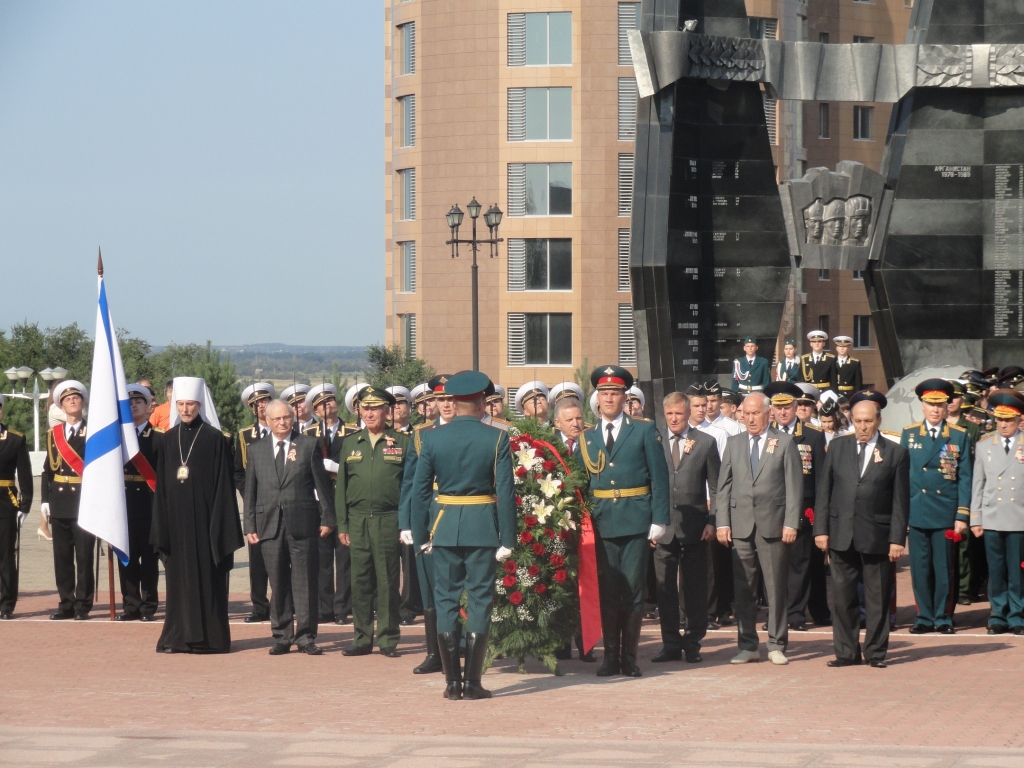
[509,591,524,605]
[544,528,555,539]
[515,466,528,478]
[550,554,565,567]
[944,529,963,542]
[534,584,547,595]
[804,508,815,525]
[503,560,517,574]
[553,569,567,583]
[543,460,556,472]
[532,542,546,556]
[524,515,538,527]
[519,531,533,544]
[527,564,540,577]
[503,574,517,588]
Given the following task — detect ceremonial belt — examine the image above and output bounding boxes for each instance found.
[813,382,830,389]
[0,480,14,487]
[0,481,17,508]
[435,494,498,505]
[53,474,82,484]
[738,385,764,392]
[130,452,158,492]
[124,474,147,483]
[592,486,650,499]
[838,385,854,392]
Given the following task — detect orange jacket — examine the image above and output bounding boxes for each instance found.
[150,401,171,431]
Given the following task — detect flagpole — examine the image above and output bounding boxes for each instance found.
[96,251,117,622]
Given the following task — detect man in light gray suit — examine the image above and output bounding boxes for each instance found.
[716,393,803,665]
[970,390,1024,635]
[244,400,336,656]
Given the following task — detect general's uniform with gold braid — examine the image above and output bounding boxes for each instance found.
[0,417,33,617]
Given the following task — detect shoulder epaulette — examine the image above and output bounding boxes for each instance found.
[948,423,966,433]
[584,422,595,430]
[803,423,822,431]
[849,357,860,363]
[977,431,998,443]
[413,422,432,431]
[222,429,231,438]
[881,430,900,437]
[904,423,921,431]
[8,429,22,437]
[237,427,249,436]
[491,416,511,426]
[823,352,836,358]
[153,427,165,433]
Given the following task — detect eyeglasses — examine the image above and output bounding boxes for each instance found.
[267,416,293,423]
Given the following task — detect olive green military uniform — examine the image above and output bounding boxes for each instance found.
[335,427,410,651]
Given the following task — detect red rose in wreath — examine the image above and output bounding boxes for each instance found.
[515,466,528,478]
[549,554,565,568]
[520,531,533,544]
[509,591,524,605]
[527,564,540,577]
[503,560,518,574]
[503,574,517,588]
[535,584,547,595]
[524,515,538,528]
[544,528,555,539]
[553,569,567,583]
[515,495,523,506]
[543,460,556,472]
[532,542,546,556]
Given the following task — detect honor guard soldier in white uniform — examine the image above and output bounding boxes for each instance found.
[282,384,313,432]
[515,381,550,425]
[387,386,413,434]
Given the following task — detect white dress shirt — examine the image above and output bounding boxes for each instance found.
[924,419,944,439]
[695,419,728,457]
[856,431,879,476]
[272,435,292,460]
[774,419,798,435]
[712,413,745,436]
[64,422,82,439]
[601,411,625,443]
[748,429,769,460]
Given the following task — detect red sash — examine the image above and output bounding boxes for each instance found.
[52,426,85,477]
[131,452,158,492]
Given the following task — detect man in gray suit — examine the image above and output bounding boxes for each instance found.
[652,392,721,664]
[814,391,909,668]
[244,400,336,655]
[716,393,802,665]
[971,390,1024,635]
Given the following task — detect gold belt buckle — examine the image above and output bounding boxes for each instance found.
[613,488,621,500]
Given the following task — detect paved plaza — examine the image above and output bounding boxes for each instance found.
[4,483,1024,766]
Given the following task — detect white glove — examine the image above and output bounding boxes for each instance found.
[648,523,667,543]
[495,546,513,562]
[323,459,340,474]
[40,503,50,522]
[17,511,27,528]
[400,530,414,546]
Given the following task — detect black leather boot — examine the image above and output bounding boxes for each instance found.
[438,630,463,700]
[462,632,492,700]
[596,609,621,677]
[413,609,443,674]
[620,611,644,678]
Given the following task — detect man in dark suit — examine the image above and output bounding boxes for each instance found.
[814,390,909,668]
[652,391,721,664]
[244,399,336,655]
[716,393,803,665]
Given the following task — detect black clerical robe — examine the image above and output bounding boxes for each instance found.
[151,417,243,653]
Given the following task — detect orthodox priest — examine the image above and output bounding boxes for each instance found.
[152,377,244,654]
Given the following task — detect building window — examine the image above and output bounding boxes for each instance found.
[749,17,778,40]
[508,163,572,216]
[401,314,417,356]
[507,313,572,366]
[398,241,416,292]
[818,269,831,281]
[397,23,415,75]
[397,168,416,220]
[618,3,640,65]
[618,304,637,365]
[818,103,830,139]
[527,239,572,290]
[507,12,571,67]
[618,154,634,216]
[618,78,638,141]
[853,35,875,43]
[819,32,830,44]
[763,95,778,144]
[618,228,631,291]
[853,106,873,140]
[852,270,864,280]
[854,315,872,348]
[818,315,831,338]
[507,87,571,141]
[397,95,415,147]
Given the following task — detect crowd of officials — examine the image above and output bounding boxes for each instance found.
[1,335,1023,696]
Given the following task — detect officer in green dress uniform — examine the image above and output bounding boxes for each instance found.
[580,366,670,678]
[409,371,516,700]
[775,338,801,382]
[0,393,32,619]
[730,337,770,394]
[235,382,275,623]
[799,330,837,394]
[336,387,408,657]
[902,378,973,634]
[832,336,863,397]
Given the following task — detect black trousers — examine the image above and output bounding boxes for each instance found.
[51,517,96,615]
[399,541,422,620]
[707,538,734,620]
[0,514,18,614]
[788,525,830,623]
[831,547,893,663]
[654,536,708,653]
[261,523,320,647]
[317,534,352,621]
[117,506,159,617]
[247,540,269,616]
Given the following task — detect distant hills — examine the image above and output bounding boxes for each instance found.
[208,343,367,380]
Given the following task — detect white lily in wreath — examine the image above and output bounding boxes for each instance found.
[533,502,554,524]
[515,445,538,468]
[537,473,562,499]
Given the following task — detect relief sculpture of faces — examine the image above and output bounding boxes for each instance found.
[803,199,824,244]
[822,198,847,245]
[844,195,871,246]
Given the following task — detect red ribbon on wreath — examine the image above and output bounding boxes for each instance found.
[531,438,601,655]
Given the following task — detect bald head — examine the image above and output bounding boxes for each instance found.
[741,393,771,436]
[266,399,294,439]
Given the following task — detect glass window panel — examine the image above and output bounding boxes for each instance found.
[525,314,549,364]
[525,240,548,289]
[525,89,549,140]
[548,313,573,363]
[549,13,572,64]
[548,163,572,215]
[525,164,549,215]
[548,239,572,289]
[525,14,548,65]
[548,87,572,140]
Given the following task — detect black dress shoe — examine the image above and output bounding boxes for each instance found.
[706,619,720,630]
[300,643,323,656]
[937,625,956,635]
[720,614,736,626]
[554,646,572,661]
[651,649,682,663]
[140,615,155,623]
[319,615,336,624]
[812,616,833,627]
[908,624,934,634]
[244,613,269,624]
[380,647,400,658]
[1013,626,1024,636]
[400,616,415,626]
[342,645,372,656]
[957,597,972,606]
[827,658,862,667]
[0,612,12,620]
[116,613,140,622]
[50,611,74,620]
[335,615,352,625]
[579,650,597,662]
[761,622,768,631]
[988,625,1008,635]
[268,643,291,656]
[74,612,90,621]
[869,659,887,668]
[789,621,808,632]
[684,650,703,664]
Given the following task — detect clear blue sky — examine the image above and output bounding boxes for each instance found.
[0,1,383,346]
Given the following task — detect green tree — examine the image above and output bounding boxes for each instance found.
[363,343,435,391]
[574,357,593,409]
[149,342,245,433]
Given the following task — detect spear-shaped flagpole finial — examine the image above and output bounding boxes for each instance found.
[97,247,104,277]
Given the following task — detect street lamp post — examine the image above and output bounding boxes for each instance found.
[4,365,67,451]
[445,197,504,372]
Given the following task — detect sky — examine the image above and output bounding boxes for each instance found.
[0,1,383,346]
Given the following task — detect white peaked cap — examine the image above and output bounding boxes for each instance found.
[170,376,221,430]
[53,380,89,406]
[548,382,584,405]
[386,386,412,404]
[590,390,600,418]
[127,383,152,407]
[628,385,645,407]
[345,382,370,413]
